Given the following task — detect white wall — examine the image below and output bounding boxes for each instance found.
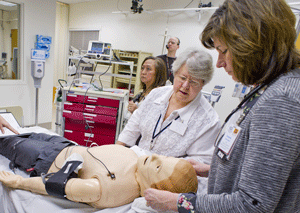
[0,0,56,127]
[68,0,239,122]
[0,0,297,127]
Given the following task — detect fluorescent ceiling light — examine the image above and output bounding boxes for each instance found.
[0,1,16,6]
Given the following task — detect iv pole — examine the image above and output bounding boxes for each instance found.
[31,57,45,127]
[160,15,170,55]
[35,88,39,126]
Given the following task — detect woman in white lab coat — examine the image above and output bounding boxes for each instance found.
[117,47,220,167]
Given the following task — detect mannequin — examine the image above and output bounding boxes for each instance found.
[0,133,197,209]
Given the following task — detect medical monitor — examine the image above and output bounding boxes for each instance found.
[87,41,112,59]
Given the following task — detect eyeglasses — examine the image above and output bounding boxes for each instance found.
[176,75,202,88]
[168,41,178,45]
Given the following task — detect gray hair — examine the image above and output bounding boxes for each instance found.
[172,48,214,85]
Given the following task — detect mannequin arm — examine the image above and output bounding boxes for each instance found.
[0,171,48,195]
[0,171,101,203]
[65,178,101,203]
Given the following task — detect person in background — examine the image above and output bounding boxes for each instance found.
[144,0,300,212]
[0,115,19,134]
[157,37,180,84]
[127,56,167,114]
[117,48,221,193]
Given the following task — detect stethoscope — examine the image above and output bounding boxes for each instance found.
[214,82,267,147]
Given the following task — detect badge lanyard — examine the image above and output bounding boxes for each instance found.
[214,83,267,160]
[150,114,180,150]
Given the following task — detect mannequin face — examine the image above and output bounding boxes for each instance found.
[136,154,180,196]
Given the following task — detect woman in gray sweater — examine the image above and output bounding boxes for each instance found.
[144,0,300,212]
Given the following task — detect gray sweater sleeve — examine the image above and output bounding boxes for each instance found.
[195,93,300,212]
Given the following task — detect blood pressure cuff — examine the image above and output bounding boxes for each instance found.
[44,160,82,199]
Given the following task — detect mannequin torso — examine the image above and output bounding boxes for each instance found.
[49,145,140,208]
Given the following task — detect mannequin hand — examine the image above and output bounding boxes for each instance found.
[128,101,138,113]
[0,171,23,189]
[0,115,19,134]
[144,188,178,212]
[186,159,210,177]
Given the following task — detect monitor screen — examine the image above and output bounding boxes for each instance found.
[88,41,111,57]
[91,42,104,53]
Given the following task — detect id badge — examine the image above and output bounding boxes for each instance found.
[217,124,241,160]
[169,120,187,136]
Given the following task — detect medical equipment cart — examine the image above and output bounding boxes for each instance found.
[61,86,129,146]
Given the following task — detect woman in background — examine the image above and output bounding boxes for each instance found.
[144,0,300,212]
[127,56,167,114]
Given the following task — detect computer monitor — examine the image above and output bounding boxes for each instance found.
[87,41,112,59]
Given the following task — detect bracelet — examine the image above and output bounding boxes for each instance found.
[177,192,196,213]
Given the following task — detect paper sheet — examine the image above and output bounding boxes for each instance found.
[0,112,25,137]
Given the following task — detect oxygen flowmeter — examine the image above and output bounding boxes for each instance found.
[31,49,46,125]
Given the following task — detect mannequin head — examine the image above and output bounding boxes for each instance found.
[136,154,198,196]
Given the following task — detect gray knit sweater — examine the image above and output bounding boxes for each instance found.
[196,69,300,212]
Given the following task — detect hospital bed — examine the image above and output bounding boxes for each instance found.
[0,106,157,213]
[0,82,223,212]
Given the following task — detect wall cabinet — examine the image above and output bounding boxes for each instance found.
[112,50,152,97]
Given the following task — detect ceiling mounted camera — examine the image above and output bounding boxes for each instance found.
[131,0,143,14]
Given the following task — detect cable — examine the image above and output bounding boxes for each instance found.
[117,0,121,11]
[62,58,115,179]
[100,59,112,76]
[82,83,93,146]
[67,56,84,94]
[83,59,111,145]
[52,145,78,170]
[112,49,121,61]
[86,147,116,179]
[184,0,194,8]
[47,145,115,182]
[58,79,67,88]
[98,59,112,90]
[66,57,112,146]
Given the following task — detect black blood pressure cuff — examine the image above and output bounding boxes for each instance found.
[43,160,82,199]
[177,192,197,213]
